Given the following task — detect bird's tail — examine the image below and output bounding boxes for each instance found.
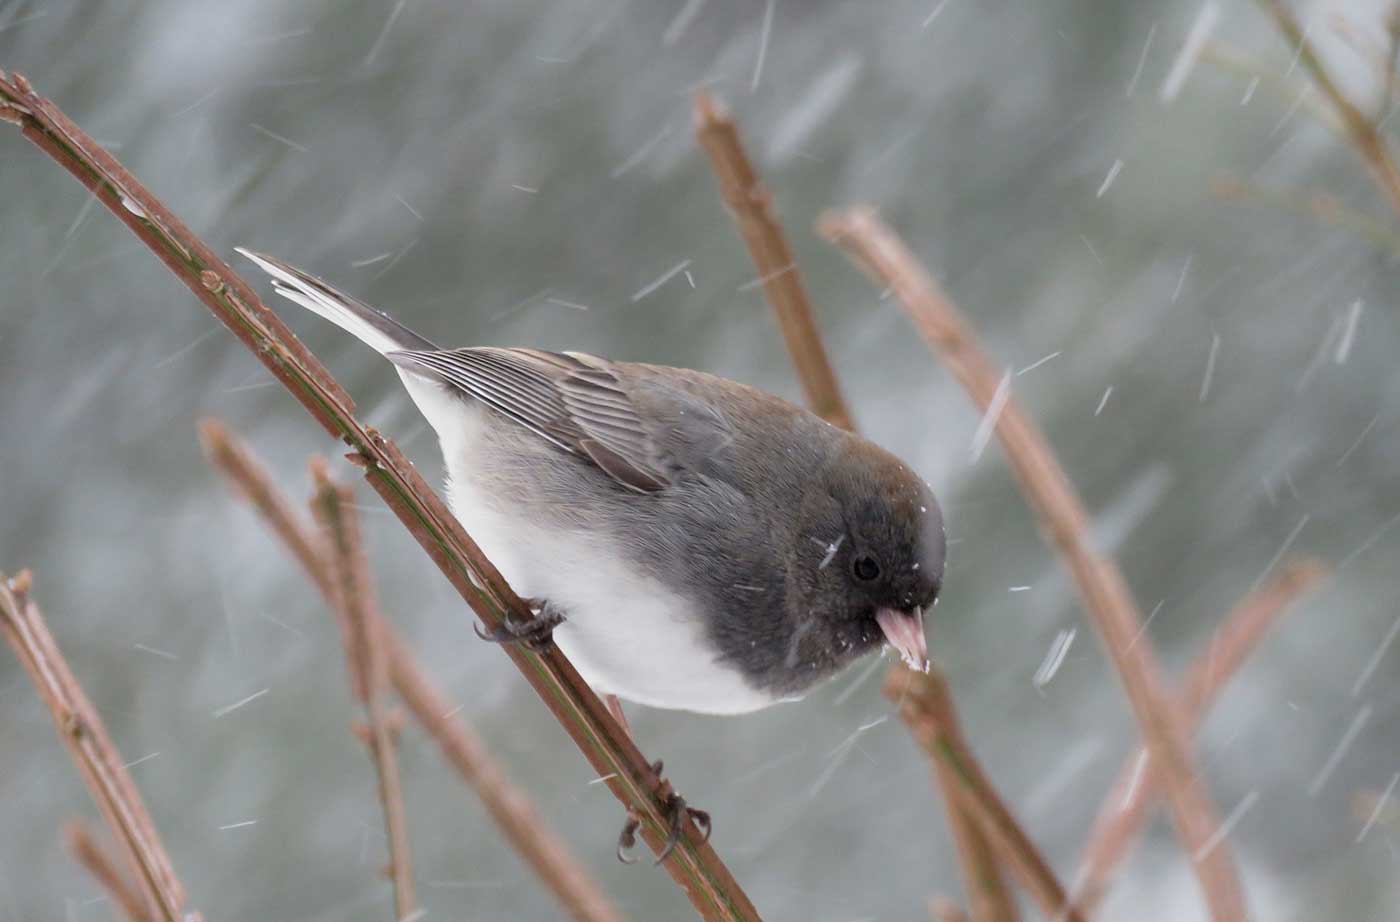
[235,247,473,447]
[235,248,438,354]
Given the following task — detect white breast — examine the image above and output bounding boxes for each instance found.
[430,398,779,715]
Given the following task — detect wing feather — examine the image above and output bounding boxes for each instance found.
[387,346,675,492]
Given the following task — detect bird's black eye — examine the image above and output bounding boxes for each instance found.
[853,555,881,581]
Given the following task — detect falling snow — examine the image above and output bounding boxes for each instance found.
[3,5,1398,920]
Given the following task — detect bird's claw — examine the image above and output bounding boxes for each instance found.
[473,603,565,653]
[616,814,641,864]
[614,792,712,866]
[655,794,711,865]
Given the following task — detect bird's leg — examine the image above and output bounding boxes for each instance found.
[607,694,712,865]
[473,598,565,653]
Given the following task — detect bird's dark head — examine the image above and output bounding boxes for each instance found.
[781,436,946,686]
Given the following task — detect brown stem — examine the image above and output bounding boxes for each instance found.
[200,421,625,922]
[935,753,1020,922]
[1211,174,1400,258]
[0,72,756,920]
[822,208,1248,922]
[384,628,626,922]
[886,667,1083,922]
[310,461,418,921]
[64,820,152,922]
[693,100,1023,917]
[1072,558,1328,912]
[1258,0,1400,215]
[0,574,194,922]
[694,90,855,431]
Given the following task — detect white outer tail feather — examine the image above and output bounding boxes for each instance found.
[234,247,471,445]
[234,247,404,355]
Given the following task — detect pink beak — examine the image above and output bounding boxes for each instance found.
[876,607,929,671]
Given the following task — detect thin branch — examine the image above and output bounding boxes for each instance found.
[885,667,1084,922]
[200,424,328,592]
[310,461,417,921]
[199,420,625,922]
[1072,557,1328,912]
[822,208,1247,922]
[692,102,1021,917]
[64,820,151,922]
[0,573,195,922]
[0,73,756,919]
[1199,41,1344,133]
[1258,0,1400,215]
[934,749,1020,922]
[1212,174,1400,257]
[382,628,626,922]
[694,90,855,431]
[1380,4,1400,122]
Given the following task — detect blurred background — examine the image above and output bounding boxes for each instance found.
[2,1,1399,919]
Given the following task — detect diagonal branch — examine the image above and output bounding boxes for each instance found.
[934,742,1021,922]
[65,819,152,922]
[1072,558,1328,912]
[821,207,1248,922]
[0,573,196,922]
[199,420,625,922]
[1211,174,1400,258]
[0,72,756,920]
[1257,0,1400,215]
[310,460,417,921]
[693,99,1015,919]
[885,667,1084,922]
[694,90,855,431]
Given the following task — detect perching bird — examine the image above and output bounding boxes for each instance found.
[237,249,945,717]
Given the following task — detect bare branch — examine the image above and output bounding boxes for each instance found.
[199,421,329,596]
[822,207,1247,922]
[0,73,756,919]
[1380,4,1400,123]
[694,90,855,431]
[1073,558,1328,911]
[382,627,626,922]
[200,420,625,922]
[65,820,152,922]
[310,460,417,920]
[1212,174,1400,258]
[692,103,1022,917]
[885,667,1084,922]
[1257,0,1400,215]
[1200,41,1344,132]
[0,574,194,922]
[935,755,1020,922]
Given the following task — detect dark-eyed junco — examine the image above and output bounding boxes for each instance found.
[237,249,945,715]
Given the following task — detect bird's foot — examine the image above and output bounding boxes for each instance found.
[473,600,565,653]
[616,761,711,865]
[654,794,711,865]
